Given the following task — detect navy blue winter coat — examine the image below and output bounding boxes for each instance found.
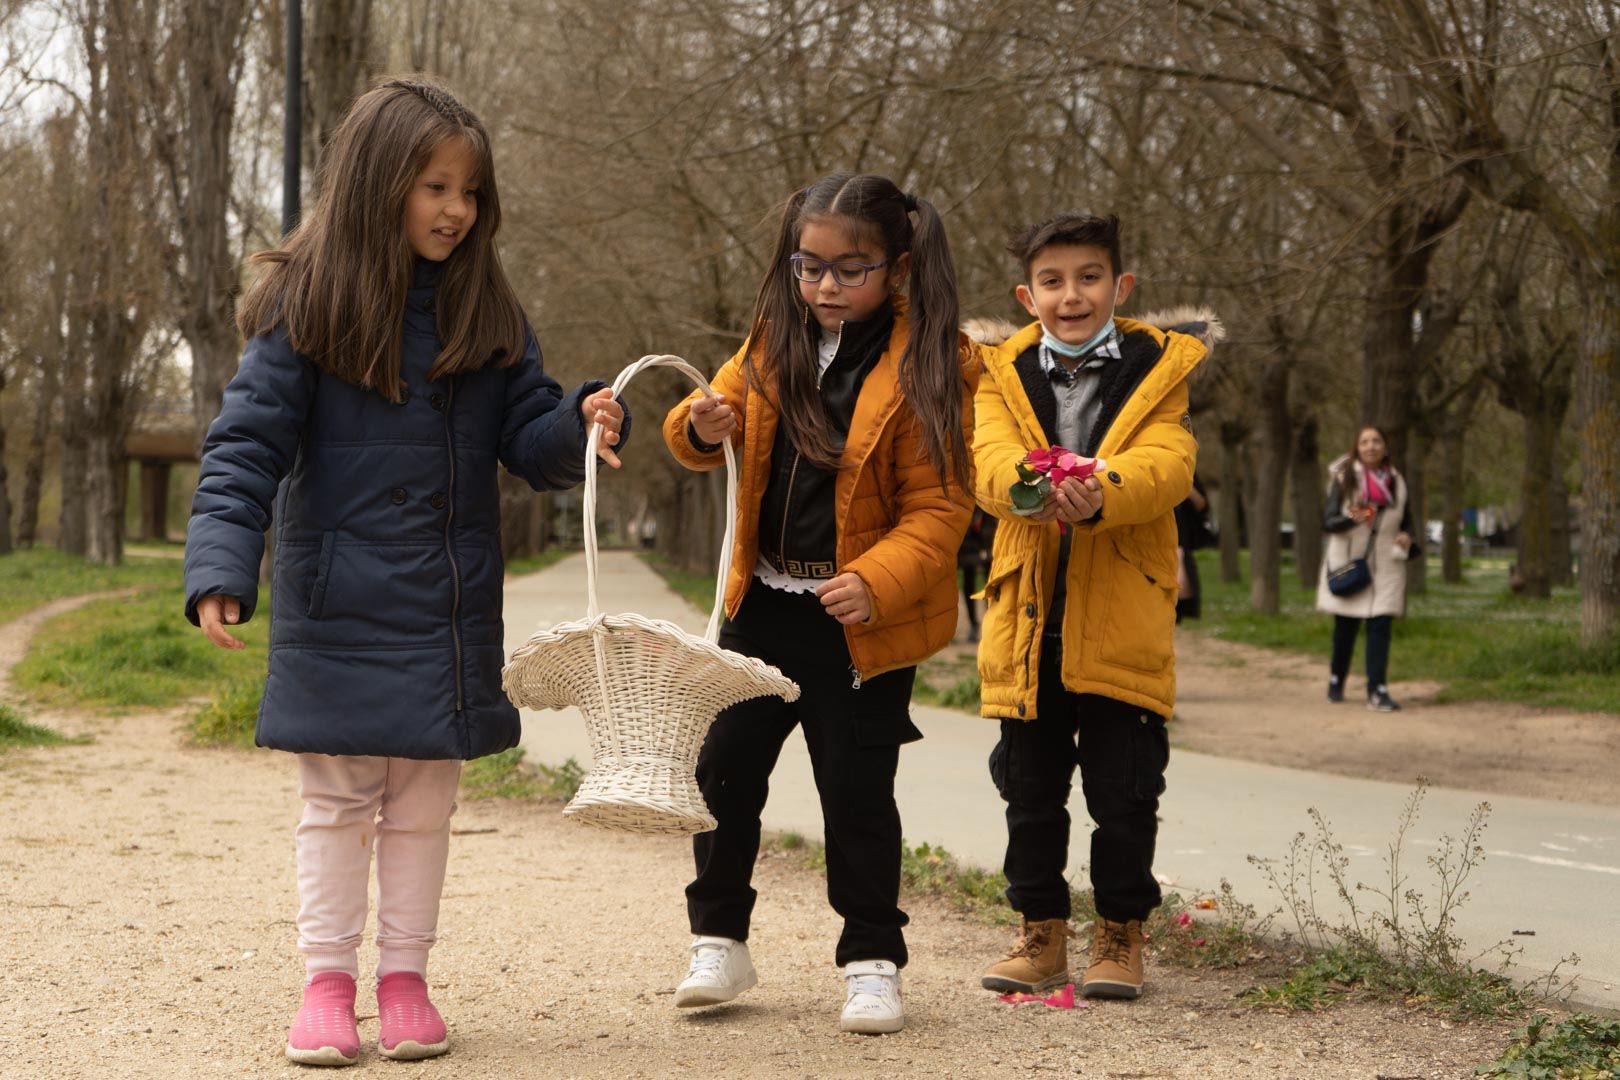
[184,260,623,759]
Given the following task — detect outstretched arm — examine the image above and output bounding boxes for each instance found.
[499,328,630,491]
[185,331,317,630]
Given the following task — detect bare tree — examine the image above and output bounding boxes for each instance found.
[1386,0,1620,642]
[121,0,259,445]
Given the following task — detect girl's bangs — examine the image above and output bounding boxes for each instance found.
[797,210,883,253]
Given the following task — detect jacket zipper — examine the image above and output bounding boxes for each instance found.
[442,379,464,715]
[775,321,843,579]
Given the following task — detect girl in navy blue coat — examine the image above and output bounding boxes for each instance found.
[184,77,625,1066]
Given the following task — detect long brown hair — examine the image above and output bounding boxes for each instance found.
[1339,425,1391,492]
[742,172,969,489]
[236,77,525,400]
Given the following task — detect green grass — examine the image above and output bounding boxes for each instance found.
[504,548,571,578]
[1243,941,1521,1016]
[639,551,721,613]
[187,677,264,748]
[0,548,182,624]
[1194,550,1619,713]
[1476,1013,1620,1077]
[459,748,584,801]
[0,702,87,749]
[13,587,270,711]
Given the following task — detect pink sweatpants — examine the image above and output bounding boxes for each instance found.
[294,754,462,981]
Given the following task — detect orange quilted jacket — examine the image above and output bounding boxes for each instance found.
[662,310,978,681]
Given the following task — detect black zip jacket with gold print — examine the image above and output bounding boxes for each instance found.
[755,303,895,580]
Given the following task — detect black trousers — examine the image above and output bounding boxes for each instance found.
[1331,614,1393,689]
[687,583,921,967]
[989,637,1169,923]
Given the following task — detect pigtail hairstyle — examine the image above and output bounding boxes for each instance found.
[901,190,969,491]
[740,172,969,490]
[236,76,526,400]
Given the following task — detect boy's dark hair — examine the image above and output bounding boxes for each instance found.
[1008,213,1123,278]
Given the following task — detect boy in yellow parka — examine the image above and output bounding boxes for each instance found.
[970,213,1214,1001]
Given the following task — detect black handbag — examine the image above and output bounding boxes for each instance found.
[1326,510,1378,598]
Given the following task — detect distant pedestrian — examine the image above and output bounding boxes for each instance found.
[184,77,626,1067]
[660,172,978,1034]
[1317,425,1415,712]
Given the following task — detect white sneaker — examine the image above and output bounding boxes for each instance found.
[674,936,757,1008]
[839,959,904,1033]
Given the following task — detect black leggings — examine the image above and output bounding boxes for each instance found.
[1331,614,1393,690]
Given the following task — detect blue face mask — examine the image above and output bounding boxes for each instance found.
[1039,284,1122,358]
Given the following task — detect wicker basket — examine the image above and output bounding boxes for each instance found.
[502,355,799,835]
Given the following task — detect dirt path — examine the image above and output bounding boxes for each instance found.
[1170,630,1620,807]
[0,606,1541,1078]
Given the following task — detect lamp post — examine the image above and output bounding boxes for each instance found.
[282,0,301,237]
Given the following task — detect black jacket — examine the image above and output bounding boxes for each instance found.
[755,305,894,579]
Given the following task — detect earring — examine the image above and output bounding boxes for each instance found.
[802,302,810,327]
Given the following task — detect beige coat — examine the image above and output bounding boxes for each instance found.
[1315,459,1411,619]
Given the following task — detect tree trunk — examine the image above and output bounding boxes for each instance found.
[1217,421,1245,584]
[1290,414,1323,588]
[85,427,125,566]
[0,366,12,555]
[1516,403,1558,599]
[1361,213,1448,470]
[1575,267,1620,645]
[58,362,88,556]
[177,0,253,443]
[309,0,376,168]
[1549,471,1574,588]
[17,352,55,548]
[1438,411,1468,585]
[1247,360,1290,613]
[1403,428,1428,596]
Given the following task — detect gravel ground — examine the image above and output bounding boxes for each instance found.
[0,600,1538,1078]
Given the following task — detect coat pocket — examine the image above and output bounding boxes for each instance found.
[976,559,1028,687]
[307,531,336,619]
[1096,537,1176,674]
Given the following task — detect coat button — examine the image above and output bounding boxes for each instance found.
[1016,701,1026,716]
[424,296,435,313]
[390,488,406,505]
[398,385,411,404]
[1025,602,1036,617]
[430,492,447,509]
[430,392,447,411]
[1107,470,1123,484]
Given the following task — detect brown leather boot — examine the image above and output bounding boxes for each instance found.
[980,917,1073,993]
[1080,917,1145,999]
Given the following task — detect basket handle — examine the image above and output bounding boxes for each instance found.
[583,355,738,643]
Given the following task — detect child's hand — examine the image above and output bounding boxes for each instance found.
[197,595,245,651]
[1051,474,1103,524]
[689,393,736,446]
[583,388,624,469]
[817,572,871,625]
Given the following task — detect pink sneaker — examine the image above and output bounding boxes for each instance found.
[376,972,449,1060]
[286,972,360,1067]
